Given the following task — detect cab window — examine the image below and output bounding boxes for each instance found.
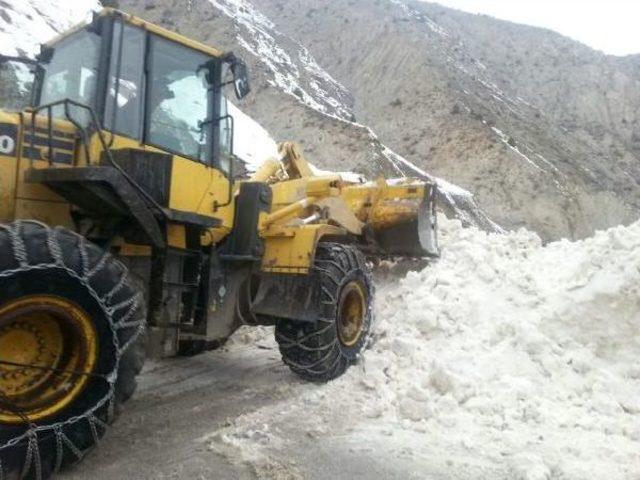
[104,22,145,139]
[146,36,211,163]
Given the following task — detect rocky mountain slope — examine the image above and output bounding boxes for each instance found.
[2,0,639,240]
[0,0,496,230]
[250,0,640,240]
[120,0,640,240]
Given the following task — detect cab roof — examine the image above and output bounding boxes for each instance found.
[45,7,224,59]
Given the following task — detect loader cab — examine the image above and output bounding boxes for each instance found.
[26,9,249,173]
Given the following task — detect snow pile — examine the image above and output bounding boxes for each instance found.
[212,217,640,479]
[363,216,640,478]
[0,0,99,57]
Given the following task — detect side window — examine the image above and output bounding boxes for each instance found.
[147,36,211,163]
[104,23,145,139]
[39,30,100,125]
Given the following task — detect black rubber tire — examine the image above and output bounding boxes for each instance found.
[0,221,146,480]
[275,243,374,382]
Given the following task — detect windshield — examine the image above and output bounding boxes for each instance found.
[147,36,212,163]
[39,29,101,125]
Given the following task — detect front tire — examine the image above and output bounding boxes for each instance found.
[275,243,373,382]
[0,221,146,480]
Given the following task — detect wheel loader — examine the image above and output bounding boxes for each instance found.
[0,8,439,479]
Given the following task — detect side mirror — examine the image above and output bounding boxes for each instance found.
[231,59,250,100]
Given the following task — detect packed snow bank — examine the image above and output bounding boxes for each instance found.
[212,217,640,479]
[366,216,640,479]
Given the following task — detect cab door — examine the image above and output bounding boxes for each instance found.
[104,23,231,225]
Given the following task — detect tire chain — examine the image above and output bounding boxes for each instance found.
[275,244,374,379]
[0,220,145,480]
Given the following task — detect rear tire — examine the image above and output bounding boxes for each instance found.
[0,221,146,480]
[275,243,373,382]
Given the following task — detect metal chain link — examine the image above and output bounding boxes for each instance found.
[277,249,375,377]
[0,221,144,480]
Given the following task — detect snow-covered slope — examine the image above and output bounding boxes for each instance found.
[209,0,354,121]
[211,217,640,479]
[0,0,99,56]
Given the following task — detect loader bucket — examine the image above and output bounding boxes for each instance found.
[370,183,440,257]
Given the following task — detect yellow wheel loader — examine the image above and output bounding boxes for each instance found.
[0,9,438,479]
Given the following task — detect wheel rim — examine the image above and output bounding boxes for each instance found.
[337,281,366,347]
[0,295,98,424]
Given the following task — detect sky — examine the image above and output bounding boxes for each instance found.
[429,0,640,56]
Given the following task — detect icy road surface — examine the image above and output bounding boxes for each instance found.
[62,217,640,480]
[59,332,504,480]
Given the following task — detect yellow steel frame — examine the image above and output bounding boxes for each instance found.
[261,223,346,273]
[45,8,224,59]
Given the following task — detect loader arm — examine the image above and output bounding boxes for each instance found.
[247,142,439,275]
